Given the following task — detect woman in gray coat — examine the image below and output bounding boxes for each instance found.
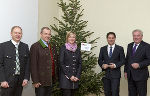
[59,32,82,96]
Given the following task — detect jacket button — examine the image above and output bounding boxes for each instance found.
[73,60,76,61]
[14,68,15,70]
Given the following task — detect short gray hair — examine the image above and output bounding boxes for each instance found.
[40,27,51,33]
[132,29,143,36]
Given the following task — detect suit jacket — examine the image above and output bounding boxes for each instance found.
[124,41,150,81]
[0,40,30,86]
[59,45,82,89]
[30,39,58,86]
[98,44,125,78]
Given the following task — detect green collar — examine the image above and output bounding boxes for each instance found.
[39,39,47,48]
[39,39,53,48]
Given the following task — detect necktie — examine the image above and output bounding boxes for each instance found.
[132,44,137,56]
[109,46,112,58]
[15,44,20,75]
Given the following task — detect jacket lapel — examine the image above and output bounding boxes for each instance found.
[134,41,143,56]
[104,45,109,59]
[129,43,134,56]
[111,45,117,58]
[7,41,16,57]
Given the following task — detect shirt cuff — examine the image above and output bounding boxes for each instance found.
[23,79,28,82]
[114,64,116,68]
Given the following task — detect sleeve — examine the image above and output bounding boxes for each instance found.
[115,47,125,68]
[124,45,129,73]
[30,44,39,84]
[24,44,30,80]
[98,47,104,68]
[0,44,6,82]
[139,44,150,68]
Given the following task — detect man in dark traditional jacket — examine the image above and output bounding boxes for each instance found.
[0,26,30,96]
[30,27,58,96]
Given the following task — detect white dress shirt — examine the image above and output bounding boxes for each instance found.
[133,43,140,51]
[107,44,115,55]
[11,39,28,82]
[11,39,20,46]
[107,44,116,68]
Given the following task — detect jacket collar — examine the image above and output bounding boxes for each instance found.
[39,39,47,48]
[39,39,53,48]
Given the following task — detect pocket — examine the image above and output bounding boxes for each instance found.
[4,55,12,59]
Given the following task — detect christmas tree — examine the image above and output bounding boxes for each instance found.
[50,0,104,95]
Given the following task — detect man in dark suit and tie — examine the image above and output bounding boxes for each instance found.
[98,32,125,96]
[124,29,150,96]
[0,26,30,96]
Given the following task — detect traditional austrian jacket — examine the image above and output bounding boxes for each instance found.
[30,39,58,86]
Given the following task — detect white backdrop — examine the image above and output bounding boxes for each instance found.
[0,0,38,96]
[0,0,38,46]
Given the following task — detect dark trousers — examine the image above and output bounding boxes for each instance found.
[128,74,147,96]
[0,75,23,96]
[102,77,120,96]
[62,89,76,96]
[35,86,52,96]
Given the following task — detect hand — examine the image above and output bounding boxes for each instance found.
[70,76,75,82]
[22,79,28,87]
[131,63,139,69]
[74,77,79,82]
[33,83,41,88]
[102,64,109,69]
[124,72,127,79]
[109,63,115,69]
[1,81,9,88]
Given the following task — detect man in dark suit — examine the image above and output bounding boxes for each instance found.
[0,26,30,96]
[98,32,125,96]
[124,29,150,96]
[30,27,58,96]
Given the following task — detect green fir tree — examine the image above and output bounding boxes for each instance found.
[50,0,104,96]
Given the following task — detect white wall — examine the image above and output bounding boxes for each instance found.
[0,0,38,46]
[38,0,59,37]
[80,0,150,54]
[0,0,38,96]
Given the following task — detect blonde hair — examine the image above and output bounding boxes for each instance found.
[66,32,76,43]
